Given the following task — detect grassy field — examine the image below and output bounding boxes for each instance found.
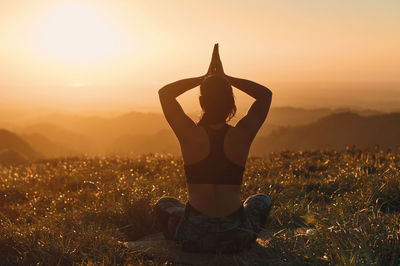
[0,147,399,265]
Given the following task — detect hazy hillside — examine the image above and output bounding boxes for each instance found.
[266,107,333,126]
[251,112,400,155]
[255,107,382,137]
[36,111,169,138]
[15,106,380,139]
[0,108,393,161]
[21,112,170,152]
[109,129,180,156]
[0,149,29,165]
[0,129,41,164]
[21,133,73,158]
[21,123,94,154]
[265,107,381,128]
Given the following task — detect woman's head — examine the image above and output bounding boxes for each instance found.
[199,75,236,124]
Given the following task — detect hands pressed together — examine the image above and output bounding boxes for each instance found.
[204,43,226,79]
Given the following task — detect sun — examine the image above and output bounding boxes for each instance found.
[29,2,130,63]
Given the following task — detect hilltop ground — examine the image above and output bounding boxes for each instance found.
[0,148,399,265]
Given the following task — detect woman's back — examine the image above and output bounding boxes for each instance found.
[180,122,252,217]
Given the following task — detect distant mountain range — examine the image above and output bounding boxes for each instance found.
[109,129,180,156]
[251,112,400,155]
[21,123,93,154]
[1,108,399,164]
[265,106,381,127]
[0,129,40,165]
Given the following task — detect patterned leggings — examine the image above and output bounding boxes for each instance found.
[154,194,272,252]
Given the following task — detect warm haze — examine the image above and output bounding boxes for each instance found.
[1,2,400,264]
[0,0,399,112]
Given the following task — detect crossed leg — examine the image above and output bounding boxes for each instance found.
[243,194,272,233]
[154,197,185,240]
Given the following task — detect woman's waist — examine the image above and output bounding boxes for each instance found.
[187,187,242,217]
[184,164,244,185]
[177,202,245,236]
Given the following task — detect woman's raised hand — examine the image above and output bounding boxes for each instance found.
[206,44,225,77]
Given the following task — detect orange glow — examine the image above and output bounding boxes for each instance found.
[0,1,399,111]
[28,2,133,63]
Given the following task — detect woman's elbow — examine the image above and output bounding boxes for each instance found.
[158,87,176,100]
[261,89,272,102]
[158,87,168,97]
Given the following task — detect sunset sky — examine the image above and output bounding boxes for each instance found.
[0,0,399,111]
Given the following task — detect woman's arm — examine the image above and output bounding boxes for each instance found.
[226,76,272,141]
[158,77,203,140]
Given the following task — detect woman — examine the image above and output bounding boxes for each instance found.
[155,44,273,252]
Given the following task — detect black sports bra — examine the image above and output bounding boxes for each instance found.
[184,123,245,185]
